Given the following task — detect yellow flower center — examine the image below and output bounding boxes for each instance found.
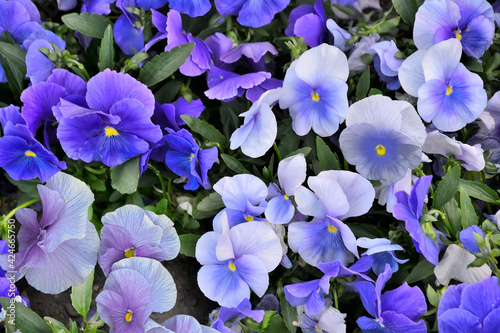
[190,153,195,161]
[124,247,135,258]
[25,150,36,157]
[446,85,453,95]
[311,91,320,102]
[375,144,386,156]
[245,215,254,222]
[125,310,133,323]
[105,126,118,136]
[228,261,236,271]
[284,194,289,200]
[455,31,462,40]
[328,224,338,233]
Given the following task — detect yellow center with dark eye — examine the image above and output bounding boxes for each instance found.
[124,247,135,258]
[245,215,254,222]
[446,85,453,95]
[284,194,289,200]
[328,224,338,233]
[375,144,386,156]
[105,126,118,136]
[455,31,462,40]
[125,310,133,322]
[312,91,320,101]
[25,150,36,157]
[228,261,236,271]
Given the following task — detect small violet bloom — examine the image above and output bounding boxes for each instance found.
[289,170,375,266]
[438,276,500,332]
[114,14,145,55]
[0,106,66,183]
[369,40,404,90]
[347,33,380,74]
[0,172,98,294]
[298,302,347,333]
[98,205,180,276]
[156,315,218,333]
[460,225,485,254]
[285,1,329,48]
[280,44,349,137]
[152,97,204,133]
[96,257,177,333]
[357,237,408,275]
[414,0,494,58]
[393,176,446,265]
[57,69,162,167]
[399,39,487,132]
[356,265,427,333]
[339,95,426,184]
[213,174,268,230]
[168,0,212,17]
[210,298,265,333]
[265,153,306,225]
[214,0,290,28]
[164,128,218,190]
[195,213,282,307]
[230,88,281,158]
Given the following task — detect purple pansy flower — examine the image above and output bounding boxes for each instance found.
[369,40,404,90]
[289,170,375,266]
[339,95,426,184]
[438,276,500,332]
[96,257,177,333]
[0,106,66,182]
[414,0,494,58]
[152,315,218,333]
[357,237,408,275]
[0,173,98,294]
[356,265,427,332]
[399,39,487,132]
[264,153,306,225]
[214,0,290,28]
[114,14,145,55]
[152,97,204,133]
[163,128,218,190]
[196,213,282,307]
[285,1,328,48]
[98,205,180,276]
[460,225,485,254]
[210,298,265,333]
[212,174,268,230]
[393,176,446,265]
[280,43,349,137]
[168,0,211,17]
[57,69,162,167]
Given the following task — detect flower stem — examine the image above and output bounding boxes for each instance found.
[148,163,168,200]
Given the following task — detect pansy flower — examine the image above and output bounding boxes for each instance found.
[298,301,347,333]
[357,237,408,275]
[369,40,404,90]
[214,0,290,28]
[210,298,265,333]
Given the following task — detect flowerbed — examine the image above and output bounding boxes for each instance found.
[1,0,500,332]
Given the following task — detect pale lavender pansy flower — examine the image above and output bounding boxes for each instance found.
[280,44,349,137]
[213,174,268,230]
[264,153,306,225]
[414,0,494,59]
[289,170,375,266]
[399,39,487,132]
[196,213,282,307]
[347,33,380,74]
[357,237,408,275]
[214,0,290,28]
[0,172,98,294]
[356,265,427,332]
[326,19,351,51]
[375,168,413,213]
[369,40,404,90]
[230,88,281,158]
[298,301,347,333]
[158,315,218,333]
[393,176,446,265]
[438,276,500,332]
[339,95,426,183]
[423,130,485,172]
[98,205,180,276]
[96,257,177,333]
[210,298,265,333]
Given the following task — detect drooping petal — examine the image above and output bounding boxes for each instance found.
[278,153,307,196]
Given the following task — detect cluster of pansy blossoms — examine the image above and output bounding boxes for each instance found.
[2,0,500,332]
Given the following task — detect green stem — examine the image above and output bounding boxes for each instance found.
[333,284,339,309]
[84,166,107,175]
[428,209,453,236]
[148,164,167,200]
[66,58,90,81]
[2,198,41,238]
[239,322,248,333]
[273,142,282,161]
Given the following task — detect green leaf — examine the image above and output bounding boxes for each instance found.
[221,154,250,174]
[279,294,297,333]
[460,187,478,228]
[433,165,460,209]
[181,115,227,146]
[139,43,194,87]
[110,157,140,194]
[441,198,461,236]
[193,191,220,220]
[179,234,201,257]
[285,147,312,159]
[1,56,24,97]
[316,136,340,171]
[196,192,224,212]
[458,179,500,204]
[392,0,419,26]
[44,317,70,333]
[61,13,113,38]
[5,174,40,199]
[70,270,94,322]
[368,88,383,96]
[426,285,439,307]
[98,24,114,71]
[0,297,52,333]
[356,66,370,101]
[405,259,435,284]
[0,42,27,75]
[263,315,289,333]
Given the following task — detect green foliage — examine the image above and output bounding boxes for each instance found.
[181,114,227,146]
[61,13,113,38]
[433,165,460,209]
[179,234,201,257]
[0,297,52,333]
[110,157,140,194]
[392,0,420,26]
[98,25,114,71]
[316,136,340,171]
[70,270,94,322]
